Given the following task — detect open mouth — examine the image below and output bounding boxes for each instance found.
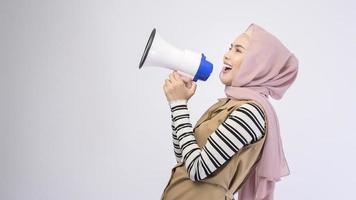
[223,64,232,73]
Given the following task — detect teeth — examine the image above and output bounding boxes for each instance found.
[224,64,232,69]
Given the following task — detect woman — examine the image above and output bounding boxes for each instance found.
[161,23,298,200]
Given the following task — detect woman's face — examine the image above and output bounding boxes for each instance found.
[219,32,251,86]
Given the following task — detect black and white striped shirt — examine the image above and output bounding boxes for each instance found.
[170,99,266,182]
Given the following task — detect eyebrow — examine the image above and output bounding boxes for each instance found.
[231,43,245,49]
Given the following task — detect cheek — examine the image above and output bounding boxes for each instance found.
[231,66,240,77]
[231,58,243,74]
[231,58,243,69]
[227,65,240,85]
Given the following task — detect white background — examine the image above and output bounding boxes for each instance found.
[1,0,355,199]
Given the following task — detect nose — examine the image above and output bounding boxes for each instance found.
[224,51,230,61]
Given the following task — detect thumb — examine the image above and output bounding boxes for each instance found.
[189,82,197,94]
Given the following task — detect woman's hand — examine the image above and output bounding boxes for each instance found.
[163,71,197,102]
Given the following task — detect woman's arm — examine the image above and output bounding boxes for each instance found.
[169,100,266,182]
[171,112,183,163]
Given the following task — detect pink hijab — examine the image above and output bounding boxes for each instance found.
[222,23,299,199]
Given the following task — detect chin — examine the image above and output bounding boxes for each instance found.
[219,74,231,86]
[219,73,225,84]
[219,72,232,86]
[219,77,230,86]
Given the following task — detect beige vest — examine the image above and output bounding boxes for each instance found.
[160,98,267,200]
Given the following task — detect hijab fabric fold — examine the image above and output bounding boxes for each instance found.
[223,23,299,200]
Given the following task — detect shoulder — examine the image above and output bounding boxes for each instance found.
[234,102,266,120]
[228,101,267,139]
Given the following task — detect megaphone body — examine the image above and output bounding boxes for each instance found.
[139,29,213,82]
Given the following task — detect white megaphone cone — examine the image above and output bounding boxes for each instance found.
[139,28,213,82]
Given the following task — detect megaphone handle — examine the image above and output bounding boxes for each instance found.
[175,70,195,88]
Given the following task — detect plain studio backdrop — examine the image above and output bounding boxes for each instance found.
[1,0,355,199]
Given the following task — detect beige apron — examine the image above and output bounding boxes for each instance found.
[160,98,268,200]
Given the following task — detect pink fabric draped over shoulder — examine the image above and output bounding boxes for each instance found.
[223,23,299,200]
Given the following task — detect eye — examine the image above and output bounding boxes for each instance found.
[229,44,242,53]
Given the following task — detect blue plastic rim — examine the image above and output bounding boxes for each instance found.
[193,53,213,82]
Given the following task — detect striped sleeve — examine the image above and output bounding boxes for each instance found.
[170,100,186,163]
[171,120,183,162]
[169,100,266,182]
[170,100,188,163]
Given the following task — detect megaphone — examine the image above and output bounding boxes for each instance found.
[139,28,213,82]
